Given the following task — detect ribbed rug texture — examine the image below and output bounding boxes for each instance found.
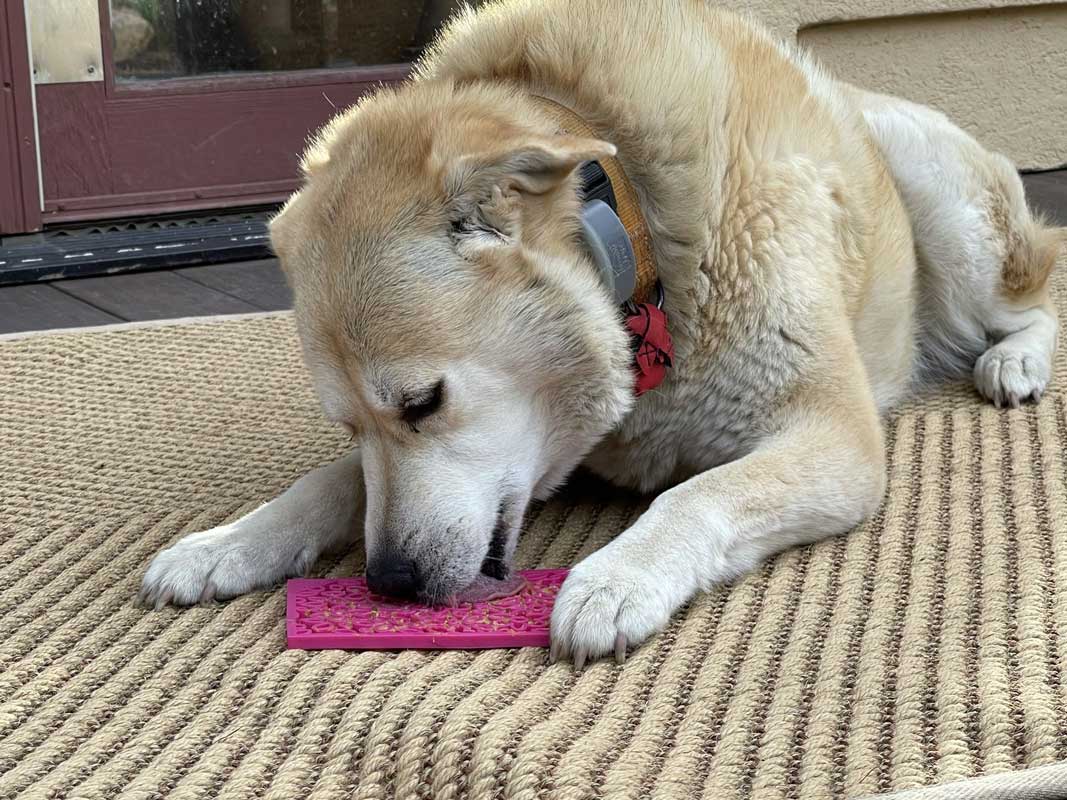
[3,271,1067,799]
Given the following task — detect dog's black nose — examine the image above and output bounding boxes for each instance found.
[366,558,421,599]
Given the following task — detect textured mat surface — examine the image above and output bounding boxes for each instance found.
[3,274,1067,799]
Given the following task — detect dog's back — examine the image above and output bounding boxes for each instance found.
[421,0,923,433]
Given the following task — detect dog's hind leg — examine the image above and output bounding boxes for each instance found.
[860,94,1063,405]
[140,449,365,607]
[969,169,1062,406]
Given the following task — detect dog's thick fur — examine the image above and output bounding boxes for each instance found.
[142,0,1063,664]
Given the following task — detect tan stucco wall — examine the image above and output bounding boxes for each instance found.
[717,0,1067,170]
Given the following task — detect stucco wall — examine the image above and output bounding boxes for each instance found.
[717,0,1067,170]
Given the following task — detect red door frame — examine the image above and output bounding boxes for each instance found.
[32,2,410,227]
[0,0,42,234]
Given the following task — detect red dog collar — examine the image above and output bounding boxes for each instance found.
[624,286,674,396]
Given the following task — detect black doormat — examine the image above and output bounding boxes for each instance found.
[0,206,276,286]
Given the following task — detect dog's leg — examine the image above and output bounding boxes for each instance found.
[141,450,364,607]
[860,95,1062,404]
[551,396,886,666]
[974,295,1058,408]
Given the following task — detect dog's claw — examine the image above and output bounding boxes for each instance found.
[199,580,217,605]
[1010,395,1020,409]
[1034,388,1043,404]
[549,640,559,665]
[615,632,628,665]
[574,649,587,672]
[154,589,173,611]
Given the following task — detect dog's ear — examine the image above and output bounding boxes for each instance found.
[445,134,615,248]
[446,135,614,214]
[450,185,523,258]
[267,191,303,269]
[449,135,616,197]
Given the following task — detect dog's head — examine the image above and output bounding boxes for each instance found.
[270,81,634,603]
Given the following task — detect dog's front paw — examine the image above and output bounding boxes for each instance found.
[140,523,312,609]
[550,548,673,669]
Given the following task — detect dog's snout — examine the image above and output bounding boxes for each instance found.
[366,557,422,599]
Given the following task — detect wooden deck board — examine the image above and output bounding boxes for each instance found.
[0,283,122,334]
[1023,172,1067,226]
[175,259,292,311]
[52,270,261,321]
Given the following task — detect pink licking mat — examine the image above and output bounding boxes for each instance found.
[286,569,569,650]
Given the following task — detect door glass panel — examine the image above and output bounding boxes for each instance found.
[109,0,476,81]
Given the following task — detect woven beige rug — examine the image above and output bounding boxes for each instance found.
[3,275,1067,799]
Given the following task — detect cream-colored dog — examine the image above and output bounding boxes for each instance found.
[142,0,1063,666]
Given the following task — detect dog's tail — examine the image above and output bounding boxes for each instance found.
[1001,215,1065,298]
[989,153,1065,298]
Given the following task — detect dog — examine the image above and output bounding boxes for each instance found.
[141,0,1063,667]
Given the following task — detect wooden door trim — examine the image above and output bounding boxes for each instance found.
[0,1,42,234]
[110,64,412,98]
[43,184,293,224]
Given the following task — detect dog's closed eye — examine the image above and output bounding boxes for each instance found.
[401,379,445,431]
